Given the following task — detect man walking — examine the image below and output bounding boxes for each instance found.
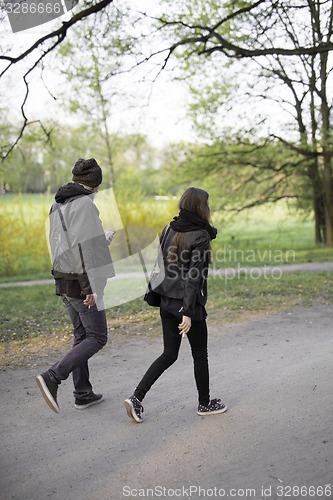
[36,158,115,413]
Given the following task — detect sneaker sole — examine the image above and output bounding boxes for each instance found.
[197,404,228,416]
[124,399,143,423]
[36,375,60,414]
[74,396,104,410]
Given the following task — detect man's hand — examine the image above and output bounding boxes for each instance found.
[105,230,116,245]
[179,315,191,336]
[83,293,96,308]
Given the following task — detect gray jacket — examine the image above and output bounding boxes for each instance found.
[49,183,114,299]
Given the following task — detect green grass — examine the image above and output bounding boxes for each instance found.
[207,271,333,319]
[0,195,332,281]
[2,194,331,368]
[0,286,71,342]
[213,201,332,265]
[0,280,160,367]
[0,192,175,278]
[0,192,53,212]
[0,283,155,343]
[0,193,52,277]
[1,272,332,366]
[0,272,52,284]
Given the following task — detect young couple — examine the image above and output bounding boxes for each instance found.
[36,159,227,421]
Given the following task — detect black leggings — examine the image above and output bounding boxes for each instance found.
[134,308,210,406]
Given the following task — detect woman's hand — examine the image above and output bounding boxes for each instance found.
[179,315,191,336]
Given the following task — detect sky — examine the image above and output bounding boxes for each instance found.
[0,0,197,148]
[0,0,312,150]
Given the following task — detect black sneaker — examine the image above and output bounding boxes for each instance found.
[124,395,144,423]
[36,371,60,414]
[197,398,227,416]
[74,393,104,410]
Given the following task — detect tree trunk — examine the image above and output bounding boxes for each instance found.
[319,44,333,246]
[309,160,326,244]
[323,158,333,246]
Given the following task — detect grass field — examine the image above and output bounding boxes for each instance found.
[1,271,333,367]
[0,192,176,278]
[214,202,333,265]
[1,193,332,368]
[0,194,332,280]
[1,192,333,366]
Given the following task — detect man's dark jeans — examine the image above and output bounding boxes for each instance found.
[49,295,107,400]
[134,308,210,406]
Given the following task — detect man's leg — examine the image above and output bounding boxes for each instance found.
[58,296,93,399]
[35,296,107,411]
[49,296,107,386]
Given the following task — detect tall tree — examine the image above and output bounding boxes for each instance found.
[1,0,333,159]
[156,0,333,245]
[57,6,136,187]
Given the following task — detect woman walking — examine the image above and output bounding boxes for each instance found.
[124,187,227,422]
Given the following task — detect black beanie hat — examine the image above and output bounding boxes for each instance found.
[72,158,102,188]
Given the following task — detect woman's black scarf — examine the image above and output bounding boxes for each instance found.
[170,209,217,240]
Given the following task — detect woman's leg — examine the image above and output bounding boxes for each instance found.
[187,319,210,406]
[134,308,182,402]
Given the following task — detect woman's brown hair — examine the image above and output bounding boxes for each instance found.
[167,187,212,263]
[179,187,210,222]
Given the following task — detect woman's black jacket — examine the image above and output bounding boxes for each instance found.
[153,226,211,318]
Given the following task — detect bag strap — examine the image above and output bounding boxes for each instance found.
[152,224,171,273]
[160,224,171,248]
[140,224,171,287]
[53,205,86,274]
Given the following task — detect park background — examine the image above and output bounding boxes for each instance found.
[1,0,333,367]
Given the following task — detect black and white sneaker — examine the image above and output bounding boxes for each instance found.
[74,393,104,410]
[36,371,60,413]
[197,398,227,416]
[124,395,144,423]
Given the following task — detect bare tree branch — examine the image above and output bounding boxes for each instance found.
[231,194,299,212]
[3,0,330,83]
[194,35,333,59]
[0,0,115,160]
[0,0,114,76]
[153,0,333,60]
[271,134,333,157]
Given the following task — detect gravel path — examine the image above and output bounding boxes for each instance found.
[1,302,332,500]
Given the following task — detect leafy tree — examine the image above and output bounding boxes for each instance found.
[0,116,165,195]
[0,120,51,192]
[1,0,333,158]
[56,5,137,187]
[156,0,333,245]
[1,0,333,246]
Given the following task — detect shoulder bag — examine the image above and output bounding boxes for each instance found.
[143,225,171,307]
